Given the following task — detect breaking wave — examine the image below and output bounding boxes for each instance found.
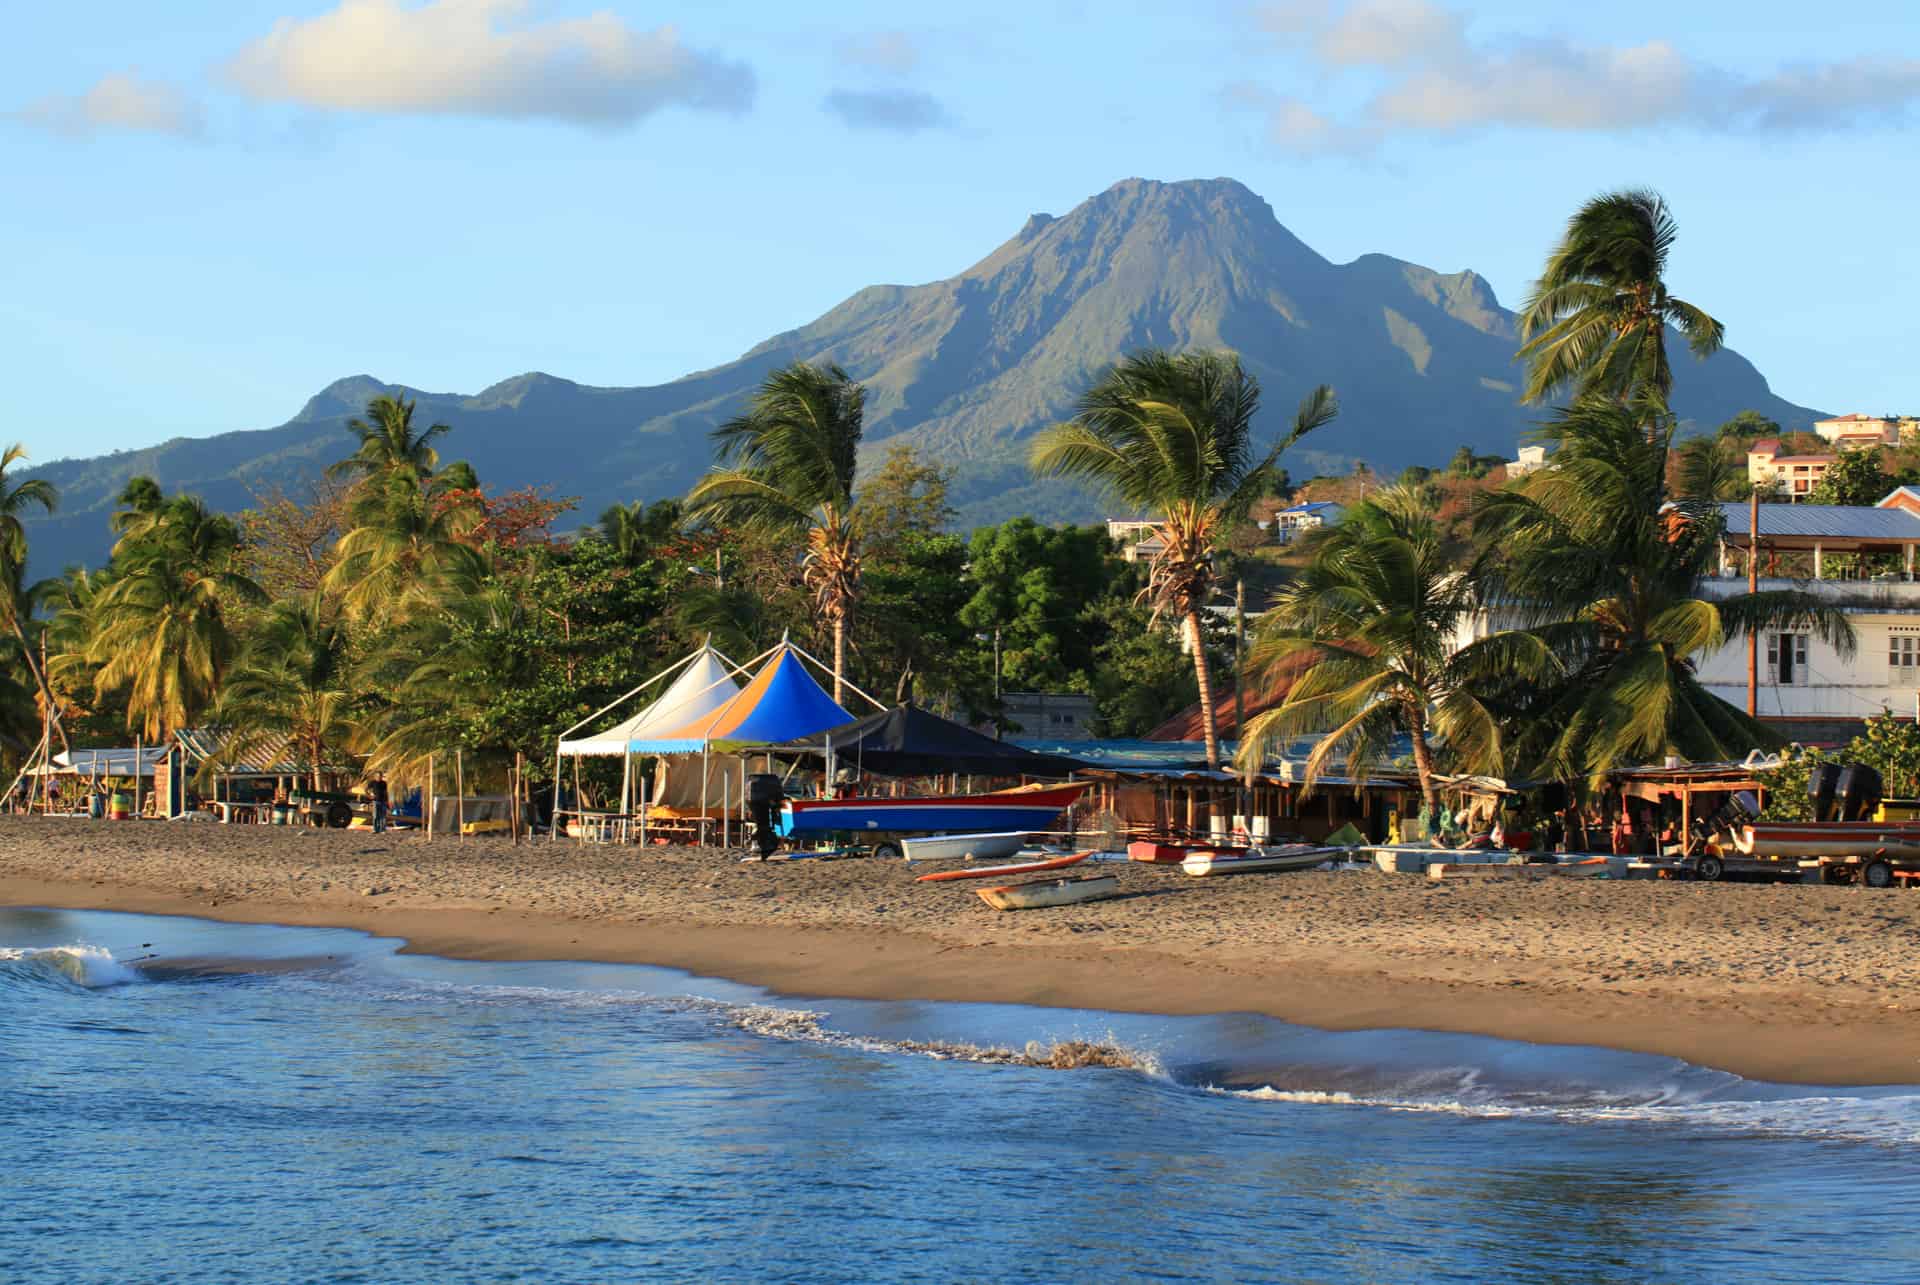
[0,944,144,990]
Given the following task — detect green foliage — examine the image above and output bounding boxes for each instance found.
[1674,437,1752,501]
[1716,410,1784,444]
[1807,447,1890,507]
[1847,712,1920,798]
[1446,445,1506,479]
[1753,745,1834,821]
[1087,596,1197,737]
[958,518,1116,694]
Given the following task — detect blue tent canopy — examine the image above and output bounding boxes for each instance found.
[628,643,852,752]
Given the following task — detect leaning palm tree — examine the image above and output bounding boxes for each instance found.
[214,593,361,791]
[0,443,65,751]
[1517,189,1724,411]
[327,395,450,486]
[685,362,866,702]
[1030,349,1338,768]
[1473,396,1853,778]
[1235,485,1552,815]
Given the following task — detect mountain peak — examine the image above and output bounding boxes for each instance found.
[292,375,398,423]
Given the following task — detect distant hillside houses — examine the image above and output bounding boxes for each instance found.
[1506,444,1549,477]
[1814,413,1920,449]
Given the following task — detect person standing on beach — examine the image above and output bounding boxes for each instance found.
[368,776,389,834]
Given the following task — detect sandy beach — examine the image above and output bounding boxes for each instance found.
[4,815,1919,1085]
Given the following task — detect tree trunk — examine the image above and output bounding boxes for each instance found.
[1189,612,1219,770]
[1408,720,1439,819]
[832,615,846,706]
[10,616,69,755]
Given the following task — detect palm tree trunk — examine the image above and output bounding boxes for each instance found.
[9,615,69,755]
[832,615,846,706]
[1408,716,1439,819]
[1188,612,1219,770]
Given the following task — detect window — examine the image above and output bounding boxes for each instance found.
[1767,633,1808,685]
[1894,635,1919,671]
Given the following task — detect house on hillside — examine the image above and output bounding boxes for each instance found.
[1506,444,1549,478]
[999,691,1096,740]
[1748,438,1835,500]
[1272,501,1344,542]
[1106,518,1167,563]
[1815,413,1919,449]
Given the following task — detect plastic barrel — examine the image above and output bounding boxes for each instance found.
[109,792,130,820]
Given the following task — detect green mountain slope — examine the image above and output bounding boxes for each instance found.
[21,177,1818,573]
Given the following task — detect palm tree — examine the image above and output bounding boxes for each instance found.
[598,498,683,565]
[1029,349,1338,768]
[1235,485,1550,815]
[108,476,164,535]
[686,362,866,703]
[1516,189,1724,411]
[215,593,360,790]
[323,472,487,624]
[1674,436,1753,502]
[89,557,265,740]
[1472,396,1853,777]
[0,444,65,751]
[327,395,449,486]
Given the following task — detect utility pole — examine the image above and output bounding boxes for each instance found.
[1235,577,1251,827]
[1747,488,1759,717]
[992,627,1002,741]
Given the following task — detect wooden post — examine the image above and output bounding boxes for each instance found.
[455,748,465,844]
[512,751,524,846]
[427,754,436,840]
[134,732,142,819]
[1747,489,1759,717]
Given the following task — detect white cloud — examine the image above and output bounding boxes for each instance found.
[1239,0,1920,150]
[836,31,921,74]
[221,0,754,127]
[10,72,203,139]
[823,88,953,133]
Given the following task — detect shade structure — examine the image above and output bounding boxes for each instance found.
[630,643,852,753]
[778,704,1085,778]
[558,646,740,758]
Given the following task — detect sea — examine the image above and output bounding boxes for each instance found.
[4,905,1919,1284]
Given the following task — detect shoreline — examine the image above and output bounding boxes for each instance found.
[6,820,1920,1085]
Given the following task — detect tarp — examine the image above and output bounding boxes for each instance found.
[559,646,739,757]
[51,747,167,778]
[780,704,1085,778]
[631,643,851,752]
[650,753,751,816]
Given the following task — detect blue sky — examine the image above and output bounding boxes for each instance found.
[4,1,1917,465]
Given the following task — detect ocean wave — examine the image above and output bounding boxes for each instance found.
[0,945,144,990]
[726,1003,1164,1075]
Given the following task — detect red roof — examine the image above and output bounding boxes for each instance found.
[1749,438,1780,455]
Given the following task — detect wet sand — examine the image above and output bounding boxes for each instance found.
[4,816,1919,1085]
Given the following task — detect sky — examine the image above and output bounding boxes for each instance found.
[3,0,1917,466]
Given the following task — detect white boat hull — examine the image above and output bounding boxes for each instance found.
[899,831,1029,862]
[1181,846,1339,877]
[977,874,1120,911]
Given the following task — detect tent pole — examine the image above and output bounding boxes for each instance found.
[722,771,730,848]
[456,749,465,843]
[134,732,142,820]
[639,763,648,850]
[551,745,563,840]
[428,755,435,840]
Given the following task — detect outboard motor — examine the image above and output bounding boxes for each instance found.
[1837,763,1885,822]
[746,773,785,859]
[1808,762,1843,823]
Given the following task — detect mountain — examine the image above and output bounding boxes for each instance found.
[19,177,1819,574]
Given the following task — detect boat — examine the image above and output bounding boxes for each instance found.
[1180,845,1339,877]
[1128,839,1247,864]
[899,831,1029,862]
[916,852,1091,883]
[1732,821,1920,859]
[781,782,1089,836]
[976,873,1120,911]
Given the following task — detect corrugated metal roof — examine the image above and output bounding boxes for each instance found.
[175,727,350,775]
[1717,501,1920,541]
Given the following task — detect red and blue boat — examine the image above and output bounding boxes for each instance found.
[779,782,1089,837]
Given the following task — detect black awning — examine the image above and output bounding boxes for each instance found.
[776,704,1086,778]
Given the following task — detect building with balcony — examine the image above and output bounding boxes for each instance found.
[1747,438,1835,500]
[1814,413,1919,449]
[1506,444,1549,477]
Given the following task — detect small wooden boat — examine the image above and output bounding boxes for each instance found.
[1733,821,1920,859]
[1181,845,1338,877]
[916,852,1091,883]
[976,873,1120,911]
[1129,839,1247,864]
[900,831,1029,862]
[783,782,1089,836]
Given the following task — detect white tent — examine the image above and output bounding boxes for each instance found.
[557,646,740,758]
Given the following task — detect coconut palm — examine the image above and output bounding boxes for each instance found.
[327,395,450,486]
[89,556,265,740]
[1029,349,1338,768]
[1516,189,1724,411]
[1472,396,1853,777]
[1235,485,1552,814]
[108,476,164,535]
[0,444,65,751]
[686,362,866,702]
[1674,436,1753,502]
[323,471,487,624]
[598,498,683,565]
[214,593,360,790]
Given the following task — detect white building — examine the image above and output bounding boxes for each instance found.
[1814,413,1918,449]
[1105,518,1167,563]
[1506,444,1549,477]
[1272,501,1344,542]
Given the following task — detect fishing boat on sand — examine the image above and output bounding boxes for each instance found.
[898,831,1029,862]
[781,782,1088,837]
[976,873,1120,911]
[1180,846,1340,877]
[916,852,1091,883]
[1730,821,1920,859]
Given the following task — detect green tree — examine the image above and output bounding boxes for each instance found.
[1674,436,1753,501]
[0,444,62,750]
[855,442,954,562]
[1473,396,1853,778]
[1087,594,1198,737]
[215,593,361,790]
[1716,410,1784,444]
[686,362,866,703]
[958,518,1117,697]
[1029,348,1337,767]
[323,471,487,624]
[90,556,264,740]
[327,394,450,487]
[597,498,684,566]
[1517,189,1724,410]
[1237,484,1535,813]
[1808,447,1890,506]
